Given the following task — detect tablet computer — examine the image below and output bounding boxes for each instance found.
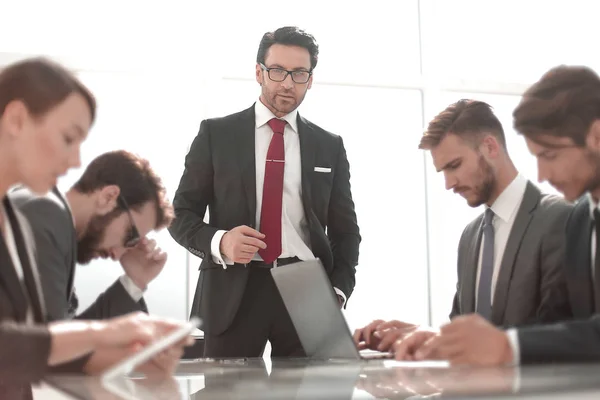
[101,316,201,381]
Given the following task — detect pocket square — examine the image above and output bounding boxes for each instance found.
[314,167,332,173]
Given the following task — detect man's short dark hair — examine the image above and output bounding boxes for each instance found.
[419,99,506,150]
[513,65,600,146]
[256,26,319,70]
[72,150,173,229]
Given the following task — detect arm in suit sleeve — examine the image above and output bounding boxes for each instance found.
[449,287,460,320]
[0,322,51,382]
[327,137,361,301]
[18,199,73,321]
[449,225,470,320]
[535,204,573,324]
[75,278,148,320]
[518,315,600,363]
[168,120,219,257]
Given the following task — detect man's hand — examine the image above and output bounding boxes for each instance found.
[220,225,266,264]
[393,328,439,360]
[413,314,514,366]
[120,238,167,290]
[353,320,417,351]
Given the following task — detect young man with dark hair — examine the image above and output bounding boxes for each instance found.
[355,99,571,353]
[10,150,174,321]
[170,26,361,358]
[393,66,600,366]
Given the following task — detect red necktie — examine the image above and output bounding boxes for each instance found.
[258,118,287,263]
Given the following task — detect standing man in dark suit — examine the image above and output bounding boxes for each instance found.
[10,150,174,322]
[392,65,600,366]
[169,26,361,358]
[355,100,571,353]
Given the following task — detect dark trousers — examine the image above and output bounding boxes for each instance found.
[203,265,305,358]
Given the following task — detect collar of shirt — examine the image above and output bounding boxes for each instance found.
[587,192,600,220]
[254,99,298,134]
[487,174,529,224]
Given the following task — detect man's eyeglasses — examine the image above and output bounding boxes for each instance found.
[260,63,312,84]
[117,195,141,248]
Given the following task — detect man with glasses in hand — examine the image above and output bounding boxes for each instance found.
[10,150,174,322]
[170,26,361,358]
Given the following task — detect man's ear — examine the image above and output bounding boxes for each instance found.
[480,135,502,159]
[256,63,264,86]
[586,120,600,152]
[95,185,120,215]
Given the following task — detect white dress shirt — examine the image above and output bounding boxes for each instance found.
[475,174,528,307]
[210,100,347,304]
[61,194,144,302]
[507,191,599,365]
[1,203,34,324]
[588,193,599,279]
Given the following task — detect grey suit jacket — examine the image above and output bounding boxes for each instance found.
[9,187,148,322]
[450,182,572,327]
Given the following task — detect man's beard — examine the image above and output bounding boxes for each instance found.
[468,155,496,207]
[77,212,118,264]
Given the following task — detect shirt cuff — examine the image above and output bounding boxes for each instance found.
[210,230,234,268]
[334,287,347,307]
[505,329,521,366]
[119,274,145,302]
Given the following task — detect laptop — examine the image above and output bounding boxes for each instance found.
[271,259,392,360]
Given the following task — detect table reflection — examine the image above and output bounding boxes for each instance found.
[44,358,600,400]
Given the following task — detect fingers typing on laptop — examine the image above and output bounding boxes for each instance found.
[354,319,418,352]
[386,314,514,366]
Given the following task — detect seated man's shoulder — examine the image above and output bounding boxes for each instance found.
[538,192,572,211]
[537,193,574,225]
[463,213,484,234]
[9,187,68,221]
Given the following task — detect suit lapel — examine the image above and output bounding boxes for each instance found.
[491,182,538,325]
[3,198,47,322]
[461,218,483,314]
[566,199,594,318]
[297,114,315,210]
[236,106,258,223]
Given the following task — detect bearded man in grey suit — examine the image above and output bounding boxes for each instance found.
[10,150,174,322]
[354,100,572,353]
[392,66,600,366]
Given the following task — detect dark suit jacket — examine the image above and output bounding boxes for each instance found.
[169,105,361,335]
[561,195,597,319]
[9,187,148,322]
[0,197,53,384]
[450,182,572,327]
[518,315,600,363]
[0,196,92,400]
[512,196,600,364]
